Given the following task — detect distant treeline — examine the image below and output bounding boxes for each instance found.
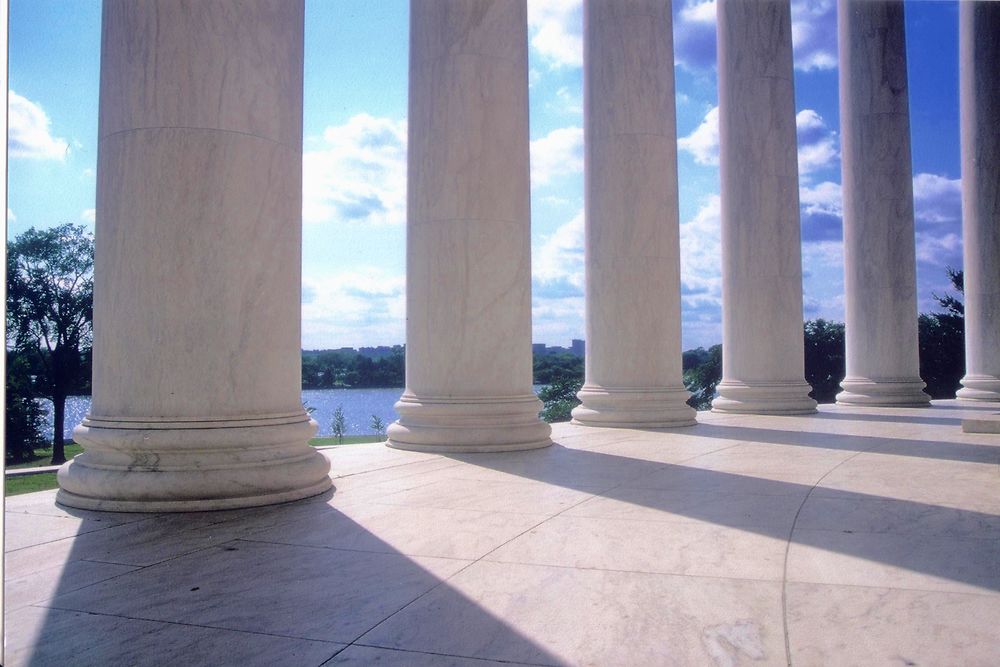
[302,347,405,389]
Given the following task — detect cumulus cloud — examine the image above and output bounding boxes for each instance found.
[530,126,584,187]
[912,173,962,225]
[673,0,717,71]
[790,0,838,71]
[679,194,723,306]
[678,106,720,166]
[915,232,962,269]
[301,269,406,349]
[7,208,15,222]
[8,91,70,160]
[796,109,839,178]
[799,180,843,242]
[302,113,406,226]
[527,0,583,69]
[533,210,584,297]
[81,209,96,223]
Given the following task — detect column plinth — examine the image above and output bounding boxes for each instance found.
[835,0,929,407]
[571,0,695,429]
[711,0,816,416]
[957,1,1000,402]
[386,0,550,453]
[57,0,331,511]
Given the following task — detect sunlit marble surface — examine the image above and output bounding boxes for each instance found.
[957,1,1000,401]
[712,0,816,415]
[836,0,928,406]
[6,399,999,665]
[388,0,550,452]
[573,0,695,428]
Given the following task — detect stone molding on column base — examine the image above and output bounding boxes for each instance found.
[571,386,696,428]
[836,377,931,407]
[712,381,817,415]
[56,413,331,512]
[387,393,552,453]
[956,375,1000,402]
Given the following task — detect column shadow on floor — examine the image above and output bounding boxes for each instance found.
[5,489,563,667]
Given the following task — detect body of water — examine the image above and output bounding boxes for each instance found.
[47,386,546,441]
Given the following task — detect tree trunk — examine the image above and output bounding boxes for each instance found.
[51,393,67,465]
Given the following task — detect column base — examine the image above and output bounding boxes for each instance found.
[711,380,817,415]
[386,392,552,453]
[56,413,332,512]
[836,377,931,406]
[571,385,696,428]
[957,374,1000,401]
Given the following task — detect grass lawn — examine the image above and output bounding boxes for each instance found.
[7,442,84,469]
[6,472,59,496]
[4,437,381,497]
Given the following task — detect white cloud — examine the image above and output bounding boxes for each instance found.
[674,0,718,71]
[799,181,842,218]
[679,194,723,306]
[533,210,584,294]
[678,106,720,166]
[912,173,962,224]
[8,91,70,160]
[7,208,15,222]
[302,113,407,226]
[532,295,585,346]
[795,109,839,178]
[551,86,583,115]
[916,231,962,267]
[790,0,838,71]
[81,209,96,223]
[801,239,844,270]
[530,126,583,186]
[301,269,406,349]
[527,0,583,69]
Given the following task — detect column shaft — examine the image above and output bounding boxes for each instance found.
[57,0,331,511]
[957,1,1000,401]
[572,0,695,427]
[386,0,551,452]
[711,0,816,414]
[836,0,929,406]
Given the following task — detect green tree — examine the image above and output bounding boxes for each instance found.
[538,377,583,423]
[919,268,964,398]
[5,351,49,463]
[370,414,386,439]
[803,319,845,403]
[7,224,94,465]
[332,405,346,444]
[683,344,722,410]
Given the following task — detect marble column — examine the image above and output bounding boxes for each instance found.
[957,1,1000,401]
[386,0,551,452]
[835,0,929,406]
[571,0,695,428]
[711,0,817,415]
[57,0,331,511]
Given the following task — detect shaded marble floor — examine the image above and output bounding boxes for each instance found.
[5,400,1000,666]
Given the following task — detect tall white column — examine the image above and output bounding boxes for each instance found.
[57,0,331,511]
[572,0,695,428]
[711,0,817,415]
[957,1,1000,402]
[835,0,929,406]
[386,0,551,452]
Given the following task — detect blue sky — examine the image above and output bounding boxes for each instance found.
[7,0,963,351]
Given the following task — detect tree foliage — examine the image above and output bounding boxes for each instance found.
[5,351,49,463]
[538,377,583,423]
[803,319,845,403]
[683,344,722,410]
[7,224,94,464]
[919,268,964,398]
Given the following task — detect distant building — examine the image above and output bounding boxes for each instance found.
[571,339,585,357]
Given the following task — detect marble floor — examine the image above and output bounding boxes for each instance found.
[5,400,1000,666]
